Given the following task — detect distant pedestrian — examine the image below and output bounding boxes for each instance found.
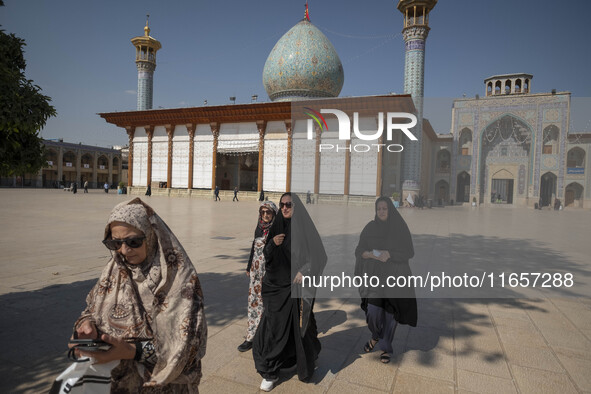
[104,182,109,193]
[306,190,312,204]
[233,186,239,202]
[214,185,220,201]
[83,180,88,193]
[145,185,152,197]
[259,190,265,202]
[72,182,78,194]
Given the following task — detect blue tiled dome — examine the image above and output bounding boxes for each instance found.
[263,19,344,102]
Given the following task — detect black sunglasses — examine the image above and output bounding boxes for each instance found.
[102,236,146,250]
[260,209,274,216]
[279,202,293,209]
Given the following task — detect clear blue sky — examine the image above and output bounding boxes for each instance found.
[2,0,590,147]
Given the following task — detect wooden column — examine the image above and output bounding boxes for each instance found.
[344,139,351,195]
[187,123,195,189]
[256,120,267,192]
[376,134,384,197]
[125,127,134,187]
[285,121,292,192]
[314,125,321,194]
[210,123,219,190]
[146,126,154,188]
[165,124,174,188]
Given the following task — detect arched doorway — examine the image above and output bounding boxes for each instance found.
[456,171,470,203]
[491,169,514,204]
[434,180,449,206]
[479,115,532,204]
[565,182,583,208]
[540,172,557,207]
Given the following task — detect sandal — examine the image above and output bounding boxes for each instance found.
[380,352,391,364]
[364,338,378,353]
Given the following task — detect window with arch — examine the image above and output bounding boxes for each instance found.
[495,81,502,95]
[542,125,559,154]
[46,149,58,166]
[81,153,93,169]
[505,80,511,94]
[113,157,119,168]
[458,128,472,155]
[524,79,529,93]
[436,149,450,171]
[567,147,585,168]
[515,79,522,93]
[63,151,76,168]
[98,155,109,170]
[487,82,493,96]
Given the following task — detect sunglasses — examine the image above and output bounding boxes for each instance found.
[102,236,146,250]
[260,209,274,216]
[279,202,293,209]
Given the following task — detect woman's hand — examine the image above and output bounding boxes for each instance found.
[273,234,285,246]
[293,271,303,284]
[246,270,250,277]
[377,250,391,262]
[77,334,136,364]
[73,320,97,341]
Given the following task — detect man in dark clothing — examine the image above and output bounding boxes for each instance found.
[233,186,239,201]
[214,185,220,201]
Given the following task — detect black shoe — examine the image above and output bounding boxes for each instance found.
[238,340,252,352]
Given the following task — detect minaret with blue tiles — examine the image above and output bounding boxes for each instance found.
[397,0,437,200]
[131,16,161,110]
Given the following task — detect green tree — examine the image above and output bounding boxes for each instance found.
[0,5,57,178]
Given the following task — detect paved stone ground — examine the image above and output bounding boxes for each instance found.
[0,189,590,393]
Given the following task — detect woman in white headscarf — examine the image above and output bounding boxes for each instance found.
[71,198,207,392]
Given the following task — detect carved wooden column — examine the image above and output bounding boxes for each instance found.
[256,120,267,192]
[344,139,351,196]
[210,123,219,190]
[187,123,195,189]
[314,125,321,195]
[376,134,384,196]
[125,127,134,187]
[146,126,154,188]
[125,126,135,186]
[285,121,293,192]
[165,124,174,188]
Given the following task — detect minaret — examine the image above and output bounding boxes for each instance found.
[397,0,437,200]
[131,16,161,110]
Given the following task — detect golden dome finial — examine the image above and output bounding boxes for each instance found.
[144,14,150,36]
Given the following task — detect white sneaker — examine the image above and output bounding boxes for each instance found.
[260,377,278,391]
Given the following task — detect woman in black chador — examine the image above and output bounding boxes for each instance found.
[253,192,327,392]
[355,196,417,364]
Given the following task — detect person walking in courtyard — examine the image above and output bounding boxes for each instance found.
[145,184,151,197]
[72,182,78,194]
[354,196,417,364]
[233,186,239,201]
[259,190,265,202]
[253,193,327,391]
[306,190,312,204]
[214,185,220,201]
[238,201,278,353]
[83,180,88,193]
[67,198,207,391]
[104,182,109,193]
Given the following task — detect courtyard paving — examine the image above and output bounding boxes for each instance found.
[0,189,590,393]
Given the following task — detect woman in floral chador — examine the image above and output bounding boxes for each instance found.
[70,198,207,392]
[238,201,278,352]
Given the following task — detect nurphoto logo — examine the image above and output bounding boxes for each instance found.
[304,108,418,153]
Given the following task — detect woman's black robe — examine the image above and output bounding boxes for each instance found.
[354,197,417,326]
[253,193,326,382]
